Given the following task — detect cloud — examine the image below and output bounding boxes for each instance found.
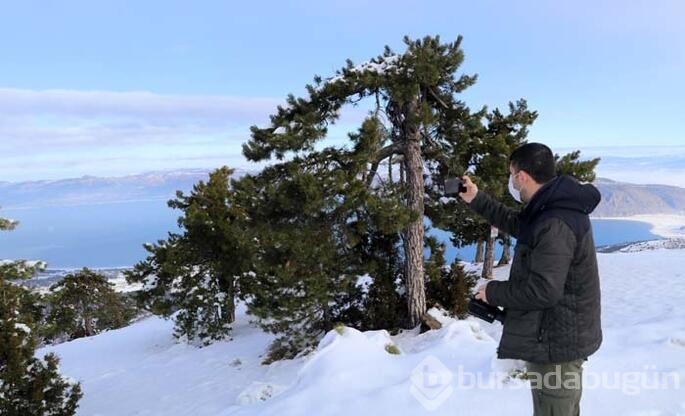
[1,123,230,150]
[558,145,685,187]
[0,88,288,152]
[0,88,286,180]
[0,88,369,181]
[0,88,283,123]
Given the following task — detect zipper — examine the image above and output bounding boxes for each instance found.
[536,311,545,342]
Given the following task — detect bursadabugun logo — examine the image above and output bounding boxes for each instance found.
[410,355,454,411]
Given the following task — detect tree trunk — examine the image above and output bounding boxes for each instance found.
[474,239,484,263]
[403,126,426,328]
[320,264,332,332]
[220,273,237,323]
[227,277,236,323]
[84,314,94,337]
[481,235,495,280]
[399,157,405,184]
[226,295,236,324]
[498,239,511,266]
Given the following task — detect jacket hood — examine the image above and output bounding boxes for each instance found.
[524,175,601,218]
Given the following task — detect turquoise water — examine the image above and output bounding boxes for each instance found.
[0,201,660,268]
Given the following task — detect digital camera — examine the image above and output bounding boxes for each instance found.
[467,296,506,324]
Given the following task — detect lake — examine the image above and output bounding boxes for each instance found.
[0,201,660,269]
[0,201,179,268]
[432,218,660,263]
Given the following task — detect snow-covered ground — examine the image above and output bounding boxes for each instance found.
[39,238,685,416]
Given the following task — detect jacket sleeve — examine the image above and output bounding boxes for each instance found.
[467,191,521,238]
[485,218,576,310]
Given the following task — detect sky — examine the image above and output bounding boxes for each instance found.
[1,0,684,184]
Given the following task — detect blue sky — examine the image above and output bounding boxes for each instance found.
[1,0,684,184]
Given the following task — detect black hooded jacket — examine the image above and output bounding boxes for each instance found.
[468,175,602,363]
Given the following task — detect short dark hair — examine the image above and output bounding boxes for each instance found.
[509,143,556,184]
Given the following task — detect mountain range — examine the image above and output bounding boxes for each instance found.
[592,178,685,217]
[1,170,684,217]
[0,169,225,209]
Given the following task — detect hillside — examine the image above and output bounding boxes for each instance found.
[39,246,685,415]
[593,178,685,217]
[3,172,685,218]
[0,169,222,209]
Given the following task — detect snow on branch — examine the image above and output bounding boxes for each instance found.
[325,55,401,85]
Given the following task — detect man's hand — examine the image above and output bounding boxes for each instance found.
[475,282,489,304]
[459,176,478,204]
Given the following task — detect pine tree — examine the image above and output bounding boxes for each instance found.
[556,150,600,182]
[46,268,136,341]
[474,240,485,263]
[424,236,477,318]
[234,148,414,361]
[126,167,251,344]
[354,220,407,332]
[0,214,82,415]
[123,36,602,357]
[243,35,505,327]
[497,236,512,266]
[426,100,538,279]
[472,102,538,279]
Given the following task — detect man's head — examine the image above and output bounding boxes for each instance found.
[508,143,556,203]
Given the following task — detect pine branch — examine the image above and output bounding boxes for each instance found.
[428,87,450,110]
[420,132,450,168]
[367,143,404,186]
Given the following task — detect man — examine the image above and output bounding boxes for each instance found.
[459,143,602,415]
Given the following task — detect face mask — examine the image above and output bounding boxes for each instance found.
[508,174,522,203]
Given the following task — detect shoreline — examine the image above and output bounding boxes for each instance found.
[593,214,685,239]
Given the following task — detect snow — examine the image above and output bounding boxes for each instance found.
[108,274,143,293]
[14,323,31,334]
[355,273,372,293]
[38,304,296,416]
[0,259,47,272]
[614,238,685,252]
[38,246,685,415]
[325,55,401,85]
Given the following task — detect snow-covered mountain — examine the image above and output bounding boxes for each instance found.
[39,244,685,415]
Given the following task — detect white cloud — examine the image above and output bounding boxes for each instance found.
[0,88,289,150]
[13,88,680,186]
[0,88,288,181]
[0,88,374,181]
[558,145,685,187]
[0,88,369,182]
[0,88,282,122]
